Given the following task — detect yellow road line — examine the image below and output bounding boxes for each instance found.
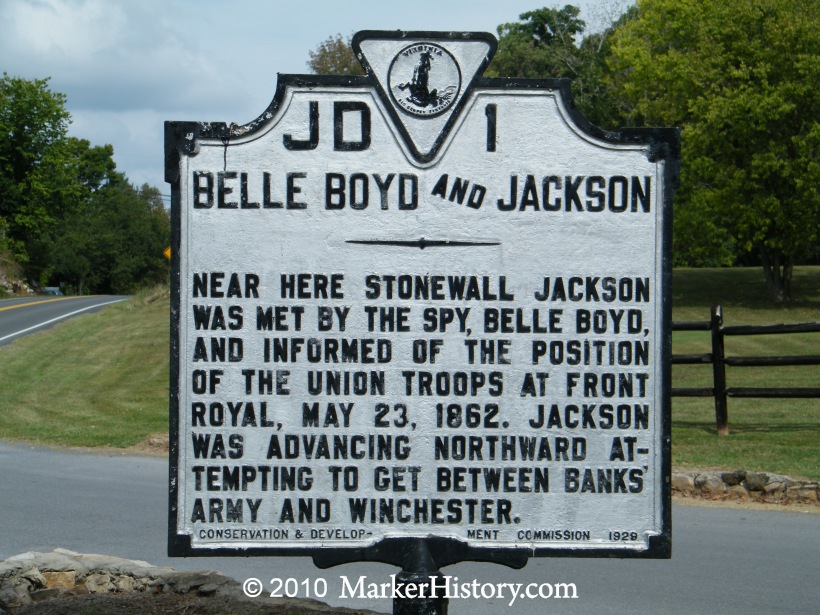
[0,296,99,312]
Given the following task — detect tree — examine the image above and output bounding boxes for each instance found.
[66,137,119,193]
[0,74,168,293]
[307,34,364,76]
[52,180,169,294]
[0,74,71,279]
[486,5,635,130]
[610,0,820,301]
[488,5,587,78]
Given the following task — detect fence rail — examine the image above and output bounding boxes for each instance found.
[671,305,820,435]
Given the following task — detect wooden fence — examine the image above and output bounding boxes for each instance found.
[671,305,820,435]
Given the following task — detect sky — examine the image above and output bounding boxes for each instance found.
[1,0,623,197]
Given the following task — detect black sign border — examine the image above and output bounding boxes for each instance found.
[165,34,678,567]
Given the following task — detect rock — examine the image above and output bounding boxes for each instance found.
[161,571,221,594]
[19,568,45,589]
[695,474,725,494]
[720,471,746,486]
[767,473,791,484]
[84,573,113,593]
[786,486,818,502]
[0,564,22,582]
[744,472,769,491]
[29,588,63,602]
[115,576,139,592]
[727,484,749,499]
[43,570,75,590]
[197,581,227,595]
[764,481,786,494]
[77,553,129,574]
[1,550,363,612]
[9,551,90,577]
[671,473,695,492]
[0,581,32,609]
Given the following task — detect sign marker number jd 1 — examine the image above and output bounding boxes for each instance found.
[166,31,678,577]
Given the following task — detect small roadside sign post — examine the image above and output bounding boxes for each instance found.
[166,31,678,615]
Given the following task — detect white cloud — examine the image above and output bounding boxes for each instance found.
[2,0,244,114]
[4,0,127,58]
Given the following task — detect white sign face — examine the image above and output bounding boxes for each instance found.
[167,31,675,560]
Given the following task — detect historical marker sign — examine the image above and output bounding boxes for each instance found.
[166,31,677,563]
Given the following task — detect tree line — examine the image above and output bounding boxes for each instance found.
[307,0,818,303]
[0,74,169,295]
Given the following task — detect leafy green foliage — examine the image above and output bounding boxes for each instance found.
[0,74,169,293]
[307,33,364,76]
[0,74,71,277]
[610,0,820,300]
[52,182,170,294]
[487,5,636,130]
[489,5,587,78]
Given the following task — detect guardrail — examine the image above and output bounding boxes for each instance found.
[671,305,820,435]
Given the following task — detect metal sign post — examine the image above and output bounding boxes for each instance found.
[166,30,678,612]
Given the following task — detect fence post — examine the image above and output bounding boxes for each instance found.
[711,305,729,436]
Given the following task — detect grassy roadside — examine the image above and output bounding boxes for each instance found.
[0,269,817,478]
[0,287,169,448]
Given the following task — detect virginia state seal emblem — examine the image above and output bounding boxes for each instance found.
[388,43,462,117]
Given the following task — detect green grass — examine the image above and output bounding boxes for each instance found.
[0,269,818,479]
[0,286,170,447]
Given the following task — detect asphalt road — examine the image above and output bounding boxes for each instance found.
[0,295,129,346]
[0,441,817,614]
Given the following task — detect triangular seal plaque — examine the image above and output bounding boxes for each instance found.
[353,31,497,163]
